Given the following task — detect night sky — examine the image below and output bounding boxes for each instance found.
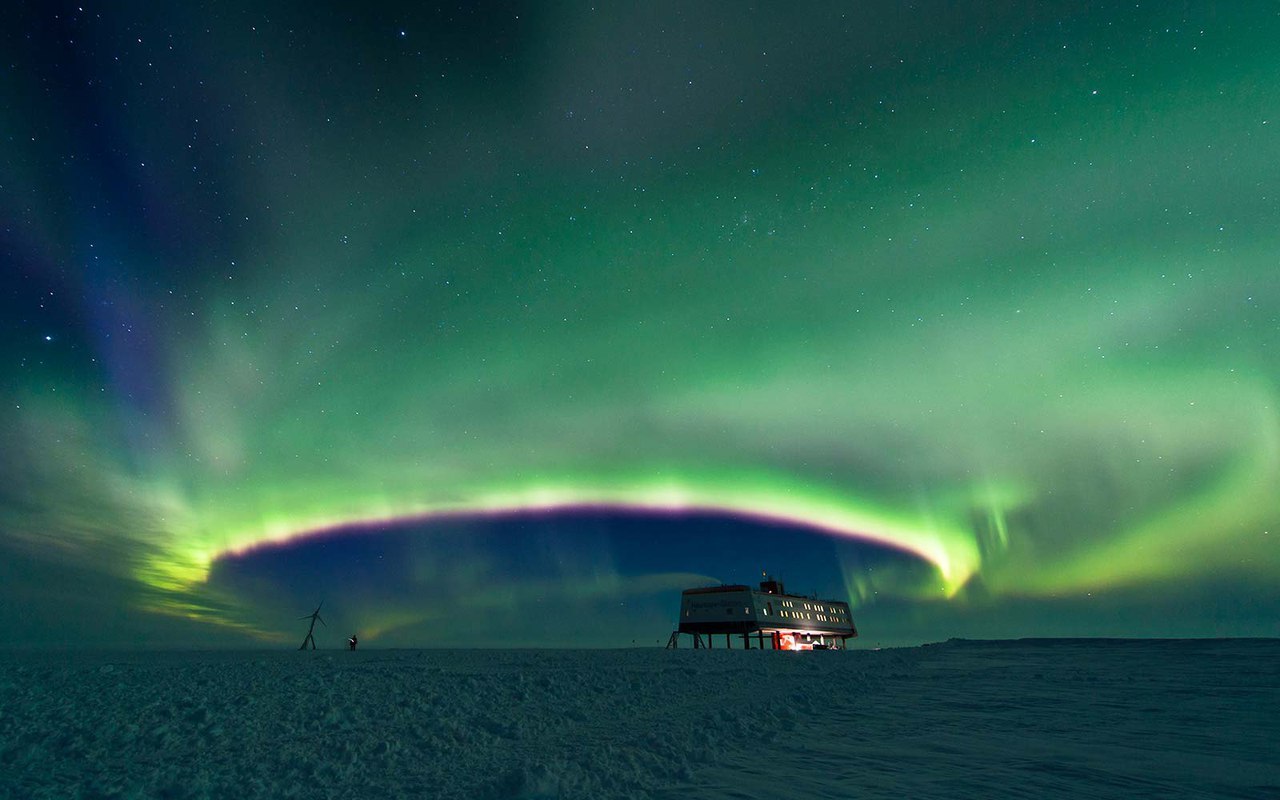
[3,2,1278,648]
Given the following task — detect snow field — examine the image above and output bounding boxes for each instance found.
[0,639,1275,799]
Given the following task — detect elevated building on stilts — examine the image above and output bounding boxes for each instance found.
[666,576,857,650]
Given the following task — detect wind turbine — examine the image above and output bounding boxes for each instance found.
[298,601,325,650]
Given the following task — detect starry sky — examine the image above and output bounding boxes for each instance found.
[3,1,1278,648]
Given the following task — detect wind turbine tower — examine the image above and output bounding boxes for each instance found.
[298,601,325,650]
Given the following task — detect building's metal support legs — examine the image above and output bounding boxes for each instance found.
[669,629,853,652]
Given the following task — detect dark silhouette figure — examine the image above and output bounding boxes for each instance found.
[298,602,325,650]
[348,634,358,650]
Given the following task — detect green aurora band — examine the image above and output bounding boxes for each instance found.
[3,3,1279,639]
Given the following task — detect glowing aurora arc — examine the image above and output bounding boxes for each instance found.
[7,3,1280,644]
[139,472,986,612]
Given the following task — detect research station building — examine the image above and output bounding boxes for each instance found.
[668,576,858,650]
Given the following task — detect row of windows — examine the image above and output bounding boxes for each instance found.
[806,602,846,617]
[684,606,850,624]
[776,599,847,617]
[777,610,843,623]
[772,606,847,620]
[683,599,850,620]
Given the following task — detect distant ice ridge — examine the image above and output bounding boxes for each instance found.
[0,640,1276,799]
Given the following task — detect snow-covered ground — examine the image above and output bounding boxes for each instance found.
[1,639,1275,799]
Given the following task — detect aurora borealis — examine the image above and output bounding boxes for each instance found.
[3,2,1278,647]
